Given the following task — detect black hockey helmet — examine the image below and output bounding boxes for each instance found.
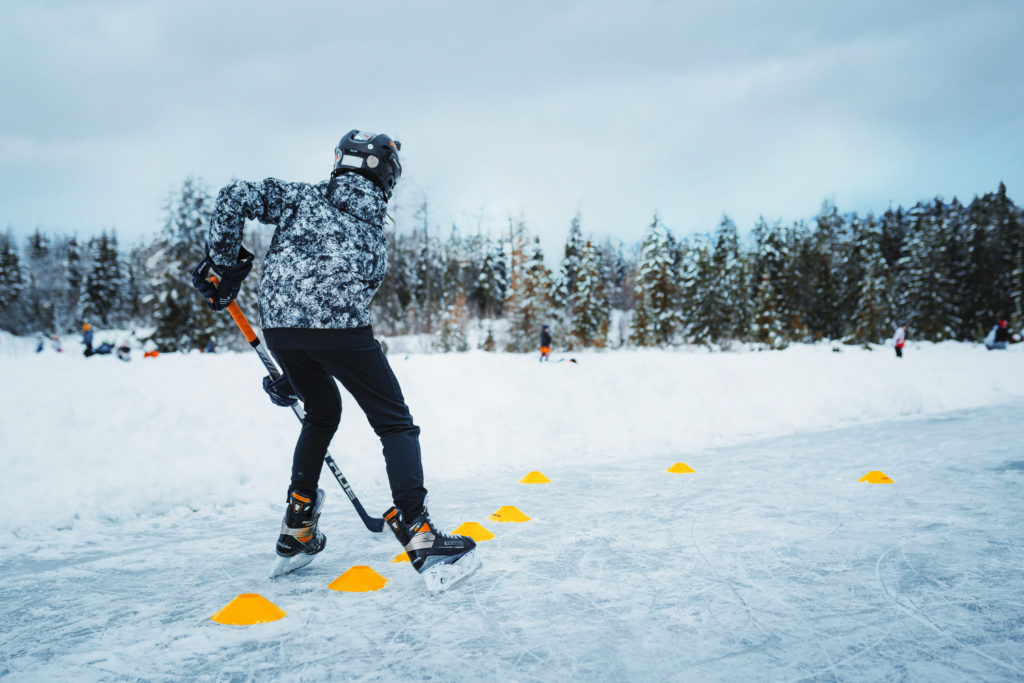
[331,130,402,199]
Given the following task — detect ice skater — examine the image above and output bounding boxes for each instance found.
[81,323,94,357]
[984,319,1011,350]
[892,323,907,358]
[192,130,477,590]
[539,324,552,361]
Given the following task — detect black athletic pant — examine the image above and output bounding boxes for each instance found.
[266,326,426,521]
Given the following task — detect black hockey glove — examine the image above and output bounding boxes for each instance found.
[263,374,298,407]
[191,246,255,311]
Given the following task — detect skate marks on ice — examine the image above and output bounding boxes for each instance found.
[665,405,1024,681]
[3,404,1024,679]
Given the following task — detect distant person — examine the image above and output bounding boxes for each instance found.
[892,324,907,358]
[203,339,216,354]
[51,333,62,353]
[82,323,94,357]
[984,320,1010,350]
[35,336,45,354]
[539,324,552,362]
[117,342,131,362]
[94,340,114,355]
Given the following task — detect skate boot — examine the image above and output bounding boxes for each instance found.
[269,488,326,578]
[384,506,481,593]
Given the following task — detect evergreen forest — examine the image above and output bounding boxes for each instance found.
[1,179,1021,352]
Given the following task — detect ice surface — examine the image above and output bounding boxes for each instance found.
[2,343,1024,679]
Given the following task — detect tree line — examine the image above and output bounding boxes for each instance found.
[1,179,1020,352]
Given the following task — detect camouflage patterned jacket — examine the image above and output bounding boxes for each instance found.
[206,174,388,331]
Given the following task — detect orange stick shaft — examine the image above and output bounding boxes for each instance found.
[227,301,258,343]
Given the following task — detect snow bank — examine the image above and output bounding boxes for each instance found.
[2,341,1023,541]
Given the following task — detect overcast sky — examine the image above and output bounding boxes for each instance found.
[2,1,1022,252]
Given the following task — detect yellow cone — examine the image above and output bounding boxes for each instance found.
[210,593,285,625]
[489,505,531,523]
[520,471,551,484]
[858,471,893,484]
[667,462,695,473]
[329,565,389,592]
[452,521,496,541]
[392,552,409,563]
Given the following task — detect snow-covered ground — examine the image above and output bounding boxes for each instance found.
[2,341,1024,680]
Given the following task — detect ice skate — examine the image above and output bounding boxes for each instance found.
[269,488,326,578]
[384,506,480,593]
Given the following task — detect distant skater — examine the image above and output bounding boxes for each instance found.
[892,324,907,358]
[81,323,94,357]
[984,320,1010,350]
[539,324,552,362]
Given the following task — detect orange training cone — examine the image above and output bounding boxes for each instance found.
[452,521,496,541]
[329,566,389,592]
[667,463,694,473]
[210,593,286,625]
[520,471,551,484]
[489,506,531,523]
[858,471,893,484]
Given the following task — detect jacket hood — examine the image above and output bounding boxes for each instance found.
[325,173,388,228]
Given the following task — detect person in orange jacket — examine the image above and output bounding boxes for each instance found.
[539,324,552,361]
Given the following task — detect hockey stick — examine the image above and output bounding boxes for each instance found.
[208,277,386,533]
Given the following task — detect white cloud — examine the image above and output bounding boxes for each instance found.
[0,0,1021,251]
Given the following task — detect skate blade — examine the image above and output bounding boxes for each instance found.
[422,550,481,593]
[269,552,315,579]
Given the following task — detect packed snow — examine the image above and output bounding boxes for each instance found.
[2,338,1024,680]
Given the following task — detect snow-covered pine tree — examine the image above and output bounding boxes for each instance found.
[570,240,610,347]
[896,199,959,340]
[372,229,413,335]
[750,272,787,349]
[967,182,1021,332]
[411,200,446,333]
[781,221,812,341]
[77,230,123,328]
[598,239,633,312]
[840,213,868,336]
[552,212,584,320]
[523,236,555,338]
[806,200,847,340]
[879,206,907,273]
[505,225,553,352]
[120,241,150,328]
[0,231,28,334]
[54,235,83,333]
[709,215,747,345]
[147,177,221,351]
[471,236,507,320]
[458,232,486,308]
[850,214,890,344]
[630,213,681,346]
[749,219,788,349]
[433,289,470,352]
[24,229,56,333]
[440,225,465,308]
[939,198,972,340]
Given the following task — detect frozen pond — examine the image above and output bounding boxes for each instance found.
[2,402,1024,680]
